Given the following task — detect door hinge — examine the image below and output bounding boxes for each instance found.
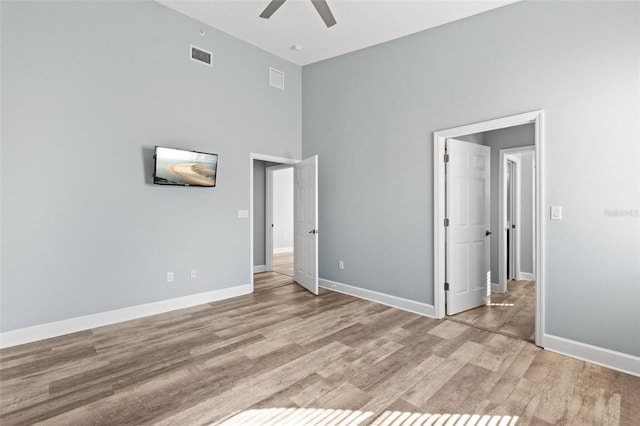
[444,218,450,227]
[444,282,450,291]
[444,154,450,163]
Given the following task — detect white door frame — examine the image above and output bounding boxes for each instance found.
[433,110,545,347]
[265,164,294,272]
[499,146,535,292]
[506,157,520,282]
[250,153,297,291]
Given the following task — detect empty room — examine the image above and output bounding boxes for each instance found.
[1,0,639,424]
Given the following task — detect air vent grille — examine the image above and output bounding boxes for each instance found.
[269,67,285,90]
[190,45,212,67]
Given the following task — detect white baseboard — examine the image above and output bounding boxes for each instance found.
[319,278,435,317]
[0,284,252,349]
[254,265,266,273]
[543,334,640,377]
[273,247,293,254]
[518,272,534,281]
[490,282,505,294]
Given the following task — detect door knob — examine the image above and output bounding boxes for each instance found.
[485,230,492,236]
[309,229,317,234]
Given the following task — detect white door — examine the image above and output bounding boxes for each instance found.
[294,155,318,295]
[446,139,491,315]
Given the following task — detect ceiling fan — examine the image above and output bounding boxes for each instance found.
[259,0,337,28]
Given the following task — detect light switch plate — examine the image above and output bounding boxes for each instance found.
[238,210,249,219]
[550,206,562,220]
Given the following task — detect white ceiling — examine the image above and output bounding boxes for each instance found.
[159,0,519,66]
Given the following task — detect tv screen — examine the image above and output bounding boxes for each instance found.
[153,146,218,187]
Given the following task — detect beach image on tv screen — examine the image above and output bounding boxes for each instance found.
[155,147,217,186]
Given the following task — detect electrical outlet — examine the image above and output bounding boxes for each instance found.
[191,269,197,279]
[167,272,174,282]
[339,260,344,270]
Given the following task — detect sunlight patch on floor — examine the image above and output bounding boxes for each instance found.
[212,408,519,425]
[372,411,519,425]
[212,408,373,425]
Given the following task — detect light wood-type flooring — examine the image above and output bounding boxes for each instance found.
[272,251,294,277]
[1,273,638,425]
[450,280,536,342]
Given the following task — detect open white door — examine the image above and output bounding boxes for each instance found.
[446,139,491,315]
[294,155,318,295]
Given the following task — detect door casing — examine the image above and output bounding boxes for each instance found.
[499,146,535,293]
[433,110,545,347]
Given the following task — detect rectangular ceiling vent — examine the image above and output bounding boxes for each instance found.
[190,45,212,67]
[269,67,285,90]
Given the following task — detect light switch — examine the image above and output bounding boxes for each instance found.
[550,206,562,220]
[238,210,249,219]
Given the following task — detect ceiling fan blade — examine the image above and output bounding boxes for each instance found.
[260,0,286,19]
[311,0,336,27]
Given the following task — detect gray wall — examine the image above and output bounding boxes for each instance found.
[303,1,639,356]
[1,0,301,331]
[481,124,535,281]
[456,133,484,145]
[520,150,534,275]
[272,168,294,250]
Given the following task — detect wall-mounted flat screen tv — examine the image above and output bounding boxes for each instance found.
[153,146,218,187]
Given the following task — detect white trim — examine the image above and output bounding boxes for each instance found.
[0,284,252,349]
[433,110,545,347]
[265,166,273,272]
[508,154,522,283]
[273,246,293,254]
[519,272,534,281]
[319,278,435,317]
[250,153,299,293]
[544,334,640,377]
[534,112,545,347]
[254,265,266,273]
[433,137,447,319]
[499,146,534,292]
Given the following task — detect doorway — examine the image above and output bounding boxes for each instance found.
[433,110,545,347]
[266,165,294,277]
[249,153,319,295]
[499,146,536,293]
[250,154,297,292]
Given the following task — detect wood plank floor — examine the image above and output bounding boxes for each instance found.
[450,280,536,342]
[272,252,293,277]
[1,273,638,425]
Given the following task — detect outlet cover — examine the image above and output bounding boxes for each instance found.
[550,206,562,220]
